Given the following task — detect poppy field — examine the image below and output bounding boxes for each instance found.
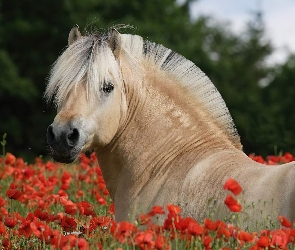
[1,151,295,249]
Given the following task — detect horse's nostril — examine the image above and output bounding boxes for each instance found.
[47,125,55,145]
[67,128,79,146]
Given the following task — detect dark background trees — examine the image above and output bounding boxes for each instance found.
[0,0,294,160]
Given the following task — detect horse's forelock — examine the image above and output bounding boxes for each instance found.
[45,33,121,106]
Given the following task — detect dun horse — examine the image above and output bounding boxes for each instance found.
[46,25,295,228]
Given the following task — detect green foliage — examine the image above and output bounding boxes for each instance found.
[1,133,7,156]
[0,0,294,159]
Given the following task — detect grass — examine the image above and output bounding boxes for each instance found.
[0,151,295,249]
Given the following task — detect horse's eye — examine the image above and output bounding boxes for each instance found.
[102,82,114,93]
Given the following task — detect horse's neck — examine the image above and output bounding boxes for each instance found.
[97,67,236,200]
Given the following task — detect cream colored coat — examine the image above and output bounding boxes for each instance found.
[45,26,295,229]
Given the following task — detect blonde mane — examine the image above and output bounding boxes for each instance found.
[45,31,241,149]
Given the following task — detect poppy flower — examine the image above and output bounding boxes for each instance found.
[223,178,242,195]
[4,217,18,228]
[34,208,50,221]
[248,154,265,164]
[224,195,242,212]
[138,214,151,225]
[1,238,12,249]
[203,235,212,249]
[167,204,181,215]
[95,193,107,205]
[6,188,22,200]
[79,154,91,164]
[89,216,112,233]
[64,204,77,216]
[155,235,169,250]
[148,205,165,217]
[134,230,155,249]
[61,171,72,190]
[108,203,115,214]
[257,235,269,247]
[217,225,231,238]
[278,215,292,228]
[179,217,204,236]
[111,221,137,243]
[60,216,77,232]
[270,229,289,248]
[77,201,95,216]
[0,197,7,207]
[236,230,254,243]
[18,220,33,238]
[204,218,218,231]
[5,153,16,165]
[77,238,89,250]
[0,222,6,235]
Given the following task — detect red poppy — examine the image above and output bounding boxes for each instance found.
[217,225,231,238]
[95,193,107,205]
[249,154,265,164]
[90,152,97,162]
[155,235,170,250]
[223,178,242,195]
[1,238,12,249]
[284,152,294,161]
[0,222,6,235]
[108,203,115,214]
[79,154,91,164]
[6,188,23,201]
[18,218,34,237]
[111,221,137,243]
[236,230,254,243]
[77,201,95,216]
[60,216,77,232]
[278,215,292,228]
[203,235,212,249]
[166,204,181,215]
[148,205,165,217]
[139,214,151,225]
[30,220,53,243]
[5,153,16,165]
[64,204,77,215]
[257,235,269,247]
[4,217,18,228]
[61,171,72,190]
[134,230,155,249]
[266,155,280,165]
[0,197,7,207]
[88,216,112,233]
[270,229,289,248]
[77,238,89,250]
[34,208,50,221]
[224,195,242,212]
[179,217,204,236]
[204,218,218,231]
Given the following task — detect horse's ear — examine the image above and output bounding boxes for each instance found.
[109,28,121,58]
[68,24,82,46]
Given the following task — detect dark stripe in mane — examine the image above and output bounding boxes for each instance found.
[160,50,177,70]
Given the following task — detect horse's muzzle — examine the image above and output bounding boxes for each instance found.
[47,123,81,163]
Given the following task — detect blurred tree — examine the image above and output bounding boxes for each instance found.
[262,54,295,155]
[198,12,276,156]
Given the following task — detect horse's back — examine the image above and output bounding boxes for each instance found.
[178,149,295,226]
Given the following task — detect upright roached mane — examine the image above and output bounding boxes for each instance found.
[45,29,241,150]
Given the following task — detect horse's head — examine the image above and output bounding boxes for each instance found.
[46,26,127,163]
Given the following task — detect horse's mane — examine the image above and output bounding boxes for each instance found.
[119,34,241,149]
[45,31,241,150]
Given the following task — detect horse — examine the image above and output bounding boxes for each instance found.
[45,25,295,229]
